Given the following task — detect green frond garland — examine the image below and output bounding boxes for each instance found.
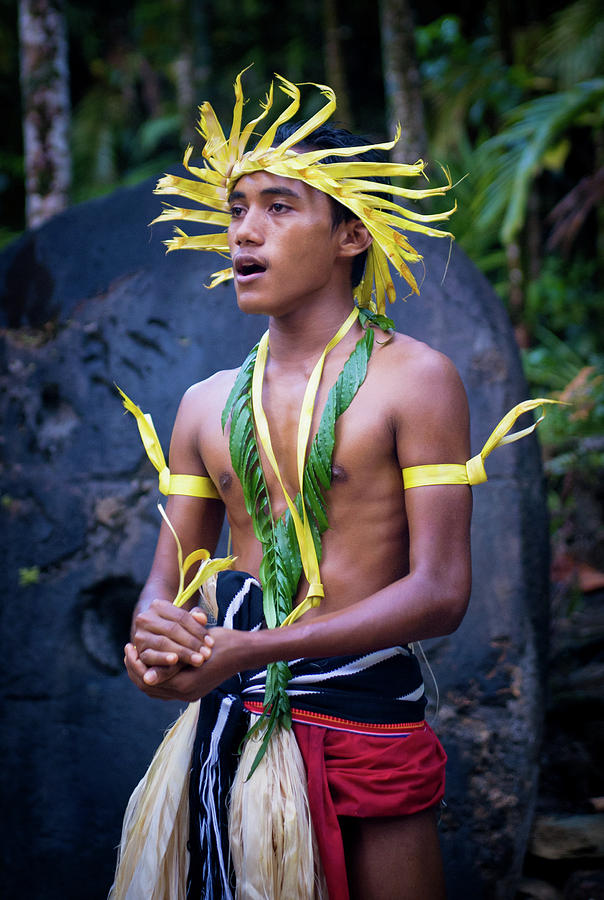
[222,318,377,773]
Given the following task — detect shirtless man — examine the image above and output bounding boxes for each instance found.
[122,80,472,900]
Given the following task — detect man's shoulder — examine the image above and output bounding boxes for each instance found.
[168,368,241,440]
[372,330,462,393]
[180,367,239,410]
[370,331,470,463]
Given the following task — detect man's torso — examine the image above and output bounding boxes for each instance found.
[187,327,451,615]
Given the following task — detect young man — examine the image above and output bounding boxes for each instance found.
[117,73,532,900]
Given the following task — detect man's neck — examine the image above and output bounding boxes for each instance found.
[265,293,357,366]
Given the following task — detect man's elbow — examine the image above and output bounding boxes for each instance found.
[429,578,471,636]
[440,593,469,634]
[440,585,470,634]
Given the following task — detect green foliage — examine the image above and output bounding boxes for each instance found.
[536,0,604,87]
[473,80,604,246]
[305,326,375,554]
[416,3,604,346]
[417,15,529,156]
[523,319,604,559]
[222,343,295,771]
[358,308,395,332]
[524,326,604,433]
[415,10,604,575]
[523,256,604,352]
[521,251,604,486]
[415,13,537,280]
[0,0,24,234]
[19,566,40,587]
[8,0,392,230]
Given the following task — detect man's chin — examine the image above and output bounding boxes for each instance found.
[235,293,272,316]
[235,288,286,318]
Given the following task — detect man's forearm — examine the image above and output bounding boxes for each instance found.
[239,569,470,672]
[130,555,471,702]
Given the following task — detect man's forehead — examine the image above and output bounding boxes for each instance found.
[227,170,325,204]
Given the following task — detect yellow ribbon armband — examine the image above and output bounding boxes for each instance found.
[402,398,561,490]
[116,386,220,499]
[167,473,220,499]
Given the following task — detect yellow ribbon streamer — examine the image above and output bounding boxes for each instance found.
[157,504,235,607]
[402,398,561,489]
[117,385,220,499]
[252,308,360,626]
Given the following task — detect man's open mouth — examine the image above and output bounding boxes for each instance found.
[234,255,268,277]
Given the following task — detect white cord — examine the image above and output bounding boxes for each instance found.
[413,640,440,720]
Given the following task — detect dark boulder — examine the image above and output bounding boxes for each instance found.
[0,177,549,899]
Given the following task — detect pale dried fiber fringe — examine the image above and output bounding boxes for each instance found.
[229,714,328,900]
[109,577,220,900]
[108,699,199,900]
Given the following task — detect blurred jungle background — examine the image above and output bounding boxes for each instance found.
[3,0,604,897]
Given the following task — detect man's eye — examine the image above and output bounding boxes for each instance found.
[271,202,288,213]
[230,206,245,217]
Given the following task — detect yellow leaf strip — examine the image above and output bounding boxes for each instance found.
[151,205,231,228]
[157,504,235,607]
[117,385,220,498]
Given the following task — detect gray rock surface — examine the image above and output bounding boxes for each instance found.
[530,814,604,860]
[521,585,604,896]
[0,176,550,899]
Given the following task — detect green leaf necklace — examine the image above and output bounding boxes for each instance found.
[222,306,380,766]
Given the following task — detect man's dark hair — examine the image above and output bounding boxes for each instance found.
[273,123,391,288]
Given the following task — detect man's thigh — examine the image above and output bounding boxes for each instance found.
[340,807,446,900]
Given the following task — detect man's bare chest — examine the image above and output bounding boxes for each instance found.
[203,384,395,508]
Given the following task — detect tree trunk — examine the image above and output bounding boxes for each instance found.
[18,0,71,229]
[379,0,427,163]
[323,0,352,129]
[173,0,210,145]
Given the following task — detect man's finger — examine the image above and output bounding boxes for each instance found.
[135,632,213,666]
[139,647,210,668]
[124,642,148,684]
[135,602,209,652]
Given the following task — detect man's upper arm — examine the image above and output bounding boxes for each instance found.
[167,382,215,479]
[395,346,470,470]
[395,346,472,620]
[144,382,225,602]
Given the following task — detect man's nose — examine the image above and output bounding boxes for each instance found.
[235,207,263,245]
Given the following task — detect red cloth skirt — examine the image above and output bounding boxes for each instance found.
[292,718,447,900]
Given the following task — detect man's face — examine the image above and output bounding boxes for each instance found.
[227,170,346,318]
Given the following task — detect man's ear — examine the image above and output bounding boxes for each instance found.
[337,218,373,259]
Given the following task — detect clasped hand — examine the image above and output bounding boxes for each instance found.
[124,598,217,701]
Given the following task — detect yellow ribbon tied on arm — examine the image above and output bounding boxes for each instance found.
[402,398,562,489]
[116,385,220,499]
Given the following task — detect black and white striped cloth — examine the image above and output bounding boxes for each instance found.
[186,570,427,900]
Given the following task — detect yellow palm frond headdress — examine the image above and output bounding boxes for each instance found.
[151,69,455,315]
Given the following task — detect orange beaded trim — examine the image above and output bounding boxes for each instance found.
[244,700,426,735]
